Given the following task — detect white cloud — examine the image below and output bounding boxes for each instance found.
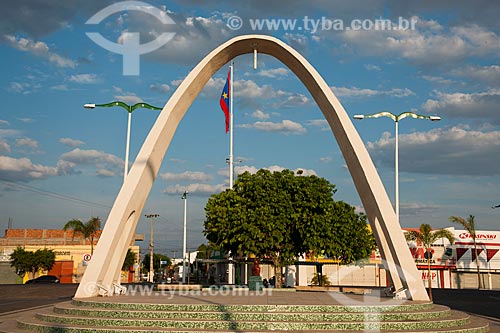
[50,84,70,91]
[367,126,500,175]
[56,160,77,176]
[338,18,500,66]
[400,203,441,217]
[202,76,311,110]
[145,12,233,65]
[274,93,311,108]
[168,158,186,163]
[251,110,270,120]
[238,120,306,135]
[163,183,226,196]
[331,86,415,98]
[59,148,123,175]
[160,171,213,182]
[233,165,258,175]
[114,95,143,105]
[420,75,455,85]
[111,86,143,105]
[256,68,289,78]
[283,33,309,52]
[59,138,85,148]
[18,118,35,123]
[422,90,500,123]
[0,156,58,182]
[233,165,317,177]
[364,64,381,71]
[15,138,38,149]
[7,82,38,95]
[202,77,277,109]
[96,169,115,178]
[4,35,75,68]
[0,129,21,138]
[0,120,9,125]
[450,65,500,86]
[150,83,171,94]
[319,157,332,163]
[0,140,10,154]
[170,79,184,87]
[306,119,330,131]
[68,74,101,84]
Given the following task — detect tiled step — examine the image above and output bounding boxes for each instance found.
[5,293,489,333]
[71,298,435,313]
[53,302,451,322]
[15,313,489,333]
[30,309,472,331]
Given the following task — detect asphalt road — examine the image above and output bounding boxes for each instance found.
[0,284,77,314]
[432,288,500,319]
[432,288,500,331]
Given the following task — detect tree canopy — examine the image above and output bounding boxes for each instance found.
[122,249,137,271]
[449,215,482,289]
[10,247,56,279]
[63,217,101,255]
[204,169,375,268]
[142,253,171,272]
[405,224,454,300]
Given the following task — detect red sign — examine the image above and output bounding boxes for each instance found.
[459,232,497,240]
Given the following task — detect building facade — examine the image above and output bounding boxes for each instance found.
[0,228,141,284]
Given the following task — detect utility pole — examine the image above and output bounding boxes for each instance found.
[181,191,188,284]
[145,214,159,283]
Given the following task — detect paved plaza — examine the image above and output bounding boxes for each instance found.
[0,284,498,332]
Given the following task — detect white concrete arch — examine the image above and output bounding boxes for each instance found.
[75,34,428,301]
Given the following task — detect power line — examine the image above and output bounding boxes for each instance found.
[0,180,112,210]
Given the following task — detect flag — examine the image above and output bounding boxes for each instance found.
[219,69,230,133]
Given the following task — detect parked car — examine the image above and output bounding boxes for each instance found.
[25,275,60,284]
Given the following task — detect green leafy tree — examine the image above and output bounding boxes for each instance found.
[10,247,56,279]
[204,169,375,287]
[449,215,482,289]
[405,224,454,301]
[196,244,209,260]
[311,273,331,287]
[122,249,136,271]
[63,217,101,255]
[142,253,171,272]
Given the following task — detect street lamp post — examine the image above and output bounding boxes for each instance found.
[84,101,162,181]
[353,111,441,222]
[181,191,188,284]
[145,214,159,283]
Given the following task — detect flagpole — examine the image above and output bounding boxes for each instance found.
[228,61,235,285]
[229,61,234,189]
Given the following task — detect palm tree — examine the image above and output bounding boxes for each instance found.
[449,215,482,289]
[405,224,454,301]
[63,217,101,255]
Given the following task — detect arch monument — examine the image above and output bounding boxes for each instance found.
[75,34,429,301]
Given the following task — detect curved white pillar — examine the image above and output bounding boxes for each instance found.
[75,34,428,301]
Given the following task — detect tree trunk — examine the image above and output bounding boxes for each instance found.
[272,257,282,289]
[473,238,482,289]
[90,236,94,255]
[427,249,433,301]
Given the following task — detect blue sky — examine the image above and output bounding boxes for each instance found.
[1,1,499,256]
